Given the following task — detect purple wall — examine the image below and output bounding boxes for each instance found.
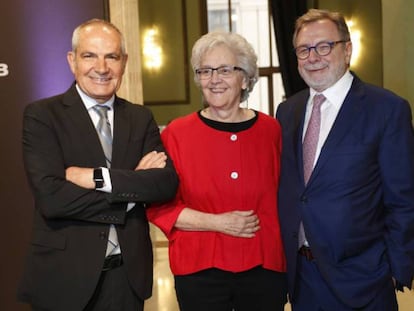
[0,1,106,309]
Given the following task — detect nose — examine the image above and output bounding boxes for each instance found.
[95,57,109,73]
[210,69,221,82]
[307,47,321,62]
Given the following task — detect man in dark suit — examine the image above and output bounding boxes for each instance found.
[17,19,178,311]
[276,9,414,310]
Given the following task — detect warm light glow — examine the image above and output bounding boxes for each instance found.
[346,19,361,67]
[143,27,163,70]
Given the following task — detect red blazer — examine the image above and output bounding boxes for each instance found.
[147,112,286,275]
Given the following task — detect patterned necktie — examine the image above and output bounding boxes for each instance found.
[299,94,326,248]
[303,94,325,184]
[93,105,119,256]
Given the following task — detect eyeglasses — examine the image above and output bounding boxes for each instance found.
[195,66,244,80]
[294,40,349,60]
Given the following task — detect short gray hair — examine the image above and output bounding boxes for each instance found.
[71,18,126,55]
[191,31,258,102]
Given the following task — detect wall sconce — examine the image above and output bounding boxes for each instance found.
[346,19,361,68]
[143,26,163,71]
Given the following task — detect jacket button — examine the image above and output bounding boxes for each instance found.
[99,232,107,239]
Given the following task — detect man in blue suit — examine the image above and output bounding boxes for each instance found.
[276,9,414,310]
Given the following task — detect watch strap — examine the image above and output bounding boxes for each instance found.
[93,168,104,189]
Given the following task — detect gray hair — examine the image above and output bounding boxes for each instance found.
[71,19,126,55]
[191,31,258,102]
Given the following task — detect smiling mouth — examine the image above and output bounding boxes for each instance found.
[210,87,226,93]
[91,76,111,83]
[305,64,328,72]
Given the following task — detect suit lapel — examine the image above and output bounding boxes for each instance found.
[111,97,130,168]
[288,90,310,185]
[309,76,365,184]
[62,85,109,167]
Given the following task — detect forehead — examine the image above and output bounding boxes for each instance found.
[77,24,122,52]
[201,44,237,65]
[296,19,340,45]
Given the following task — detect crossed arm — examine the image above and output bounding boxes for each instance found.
[66,151,260,238]
[65,151,167,189]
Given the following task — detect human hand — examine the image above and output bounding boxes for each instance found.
[214,210,260,238]
[135,151,167,170]
[65,166,95,189]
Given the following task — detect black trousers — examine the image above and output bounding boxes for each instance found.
[174,266,287,311]
[84,265,144,311]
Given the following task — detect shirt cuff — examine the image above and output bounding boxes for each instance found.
[97,167,112,192]
[99,168,135,212]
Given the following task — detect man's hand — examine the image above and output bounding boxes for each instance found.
[66,167,94,189]
[135,151,167,170]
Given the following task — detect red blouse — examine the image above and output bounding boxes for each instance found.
[146,111,286,275]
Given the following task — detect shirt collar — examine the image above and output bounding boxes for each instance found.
[309,70,353,110]
[75,84,115,110]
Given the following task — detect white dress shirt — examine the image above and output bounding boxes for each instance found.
[76,85,135,255]
[303,71,354,167]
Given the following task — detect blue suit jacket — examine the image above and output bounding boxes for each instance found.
[276,74,414,308]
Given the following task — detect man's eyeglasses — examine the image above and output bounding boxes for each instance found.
[195,66,244,80]
[294,40,349,60]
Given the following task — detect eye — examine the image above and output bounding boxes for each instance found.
[106,54,121,60]
[197,68,212,75]
[218,66,232,75]
[317,43,331,52]
[81,52,95,59]
[296,47,309,56]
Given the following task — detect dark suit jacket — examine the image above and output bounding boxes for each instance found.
[18,84,178,310]
[276,74,414,308]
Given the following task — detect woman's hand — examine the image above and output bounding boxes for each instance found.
[175,208,260,238]
[135,151,167,170]
[213,210,260,238]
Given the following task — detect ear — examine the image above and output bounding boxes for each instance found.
[345,41,353,66]
[67,51,76,74]
[242,76,249,91]
[121,54,128,73]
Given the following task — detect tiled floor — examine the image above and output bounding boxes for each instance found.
[145,226,414,311]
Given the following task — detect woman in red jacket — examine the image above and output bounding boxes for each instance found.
[147,31,287,311]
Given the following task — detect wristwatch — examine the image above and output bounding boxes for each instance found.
[93,168,104,189]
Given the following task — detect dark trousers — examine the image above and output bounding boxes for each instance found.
[84,265,144,311]
[174,266,287,311]
[291,255,398,311]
